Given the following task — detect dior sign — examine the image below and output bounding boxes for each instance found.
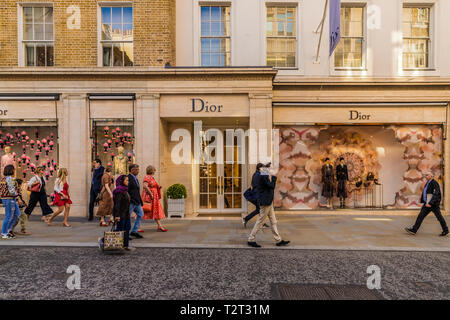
[349,110,371,120]
[191,98,223,113]
[0,109,8,116]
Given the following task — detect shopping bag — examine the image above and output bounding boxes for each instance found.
[102,222,124,251]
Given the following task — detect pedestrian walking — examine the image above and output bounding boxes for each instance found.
[0,165,20,239]
[88,159,104,221]
[11,179,30,235]
[47,168,72,227]
[24,166,53,222]
[128,164,144,239]
[96,167,114,226]
[113,175,135,251]
[405,172,448,237]
[247,163,290,248]
[142,165,167,232]
[242,163,269,229]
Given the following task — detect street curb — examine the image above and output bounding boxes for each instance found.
[1,241,449,252]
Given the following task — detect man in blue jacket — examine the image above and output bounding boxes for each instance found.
[405,172,448,236]
[248,163,290,248]
[88,159,104,221]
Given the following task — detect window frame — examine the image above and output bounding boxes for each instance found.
[401,3,434,71]
[199,4,232,67]
[97,2,134,67]
[265,4,298,70]
[333,3,367,71]
[18,3,55,67]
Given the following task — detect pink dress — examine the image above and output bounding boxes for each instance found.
[141,175,165,220]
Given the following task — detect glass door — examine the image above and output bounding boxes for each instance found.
[198,128,246,214]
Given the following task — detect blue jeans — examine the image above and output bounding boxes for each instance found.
[130,203,144,233]
[2,199,20,235]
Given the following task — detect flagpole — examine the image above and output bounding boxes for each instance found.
[315,0,328,63]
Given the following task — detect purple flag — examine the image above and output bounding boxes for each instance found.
[329,0,341,56]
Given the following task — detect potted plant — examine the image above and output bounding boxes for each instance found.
[167,183,187,218]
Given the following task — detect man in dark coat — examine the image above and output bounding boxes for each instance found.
[405,172,448,236]
[128,164,144,239]
[242,163,270,229]
[247,163,289,248]
[88,159,104,221]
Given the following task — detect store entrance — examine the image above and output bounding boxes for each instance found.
[198,128,247,214]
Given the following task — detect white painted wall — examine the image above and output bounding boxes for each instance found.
[176,0,450,77]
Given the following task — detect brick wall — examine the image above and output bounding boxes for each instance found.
[0,0,175,67]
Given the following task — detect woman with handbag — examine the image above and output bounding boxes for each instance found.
[96,167,114,227]
[24,166,53,222]
[1,165,20,239]
[47,168,72,227]
[142,165,167,232]
[113,175,134,251]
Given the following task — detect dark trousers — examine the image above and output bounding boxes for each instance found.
[89,188,99,220]
[412,205,448,232]
[115,218,131,248]
[25,191,53,216]
[244,200,260,222]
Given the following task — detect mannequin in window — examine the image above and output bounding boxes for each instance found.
[321,157,334,209]
[113,146,129,176]
[336,157,349,209]
[1,146,16,178]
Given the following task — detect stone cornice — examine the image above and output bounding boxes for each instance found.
[274,76,450,86]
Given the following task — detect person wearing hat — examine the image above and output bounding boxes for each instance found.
[405,172,448,237]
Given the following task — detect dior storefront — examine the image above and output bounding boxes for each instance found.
[273,102,448,212]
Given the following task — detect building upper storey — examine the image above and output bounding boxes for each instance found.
[176,0,450,79]
[0,0,176,67]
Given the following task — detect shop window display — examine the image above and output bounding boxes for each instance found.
[92,122,134,176]
[0,126,58,190]
[275,125,443,210]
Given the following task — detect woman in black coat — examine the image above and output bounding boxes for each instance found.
[113,175,133,251]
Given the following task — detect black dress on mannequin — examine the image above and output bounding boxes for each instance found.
[322,164,334,200]
[336,164,349,208]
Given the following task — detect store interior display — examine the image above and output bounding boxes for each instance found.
[0,126,58,189]
[274,125,443,210]
[92,124,134,176]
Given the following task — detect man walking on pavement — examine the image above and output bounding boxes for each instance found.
[88,159,104,221]
[128,164,144,239]
[405,172,448,237]
[242,163,269,229]
[248,163,290,248]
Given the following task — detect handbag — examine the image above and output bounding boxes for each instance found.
[28,182,41,193]
[244,187,257,202]
[102,222,124,251]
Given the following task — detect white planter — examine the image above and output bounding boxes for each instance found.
[167,198,185,218]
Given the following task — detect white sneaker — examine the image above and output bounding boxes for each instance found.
[1,234,12,239]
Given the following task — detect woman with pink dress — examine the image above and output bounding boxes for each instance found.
[142,165,167,232]
[48,168,72,227]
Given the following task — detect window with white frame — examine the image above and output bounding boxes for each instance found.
[266,6,296,68]
[402,6,431,69]
[334,5,364,69]
[200,6,231,67]
[101,6,133,67]
[22,6,54,66]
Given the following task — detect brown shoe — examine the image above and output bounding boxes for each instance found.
[18,230,31,236]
